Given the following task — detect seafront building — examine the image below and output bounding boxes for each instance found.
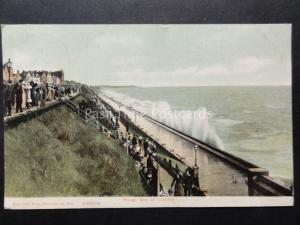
[2,58,64,85]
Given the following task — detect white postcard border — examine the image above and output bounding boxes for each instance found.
[4,196,294,209]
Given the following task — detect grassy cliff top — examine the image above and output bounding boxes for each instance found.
[5,106,146,197]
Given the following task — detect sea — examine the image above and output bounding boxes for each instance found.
[101,86,293,184]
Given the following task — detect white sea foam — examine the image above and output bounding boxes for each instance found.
[101,89,224,149]
[215,118,243,126]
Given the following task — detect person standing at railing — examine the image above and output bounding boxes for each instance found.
[4,80,15,116]
[35,85,42,107]
[14,81,23,113]
[40,85,46,107]
[32,83,39,106]
[30,81,36,107]
[46,83,52,101]
[21,81,27,110]
[25,82,32,109]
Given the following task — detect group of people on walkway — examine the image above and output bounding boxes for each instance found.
[85,100,121,140]
[119,133,159,195]
[170,166,195,196]
[3,79,76,117]
[118,130,196,196]
[79,93,197,196]
[78,97,159,195]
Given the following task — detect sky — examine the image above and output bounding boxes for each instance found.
[2,24,291,86]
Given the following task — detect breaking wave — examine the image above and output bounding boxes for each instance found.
[101,89,224,150]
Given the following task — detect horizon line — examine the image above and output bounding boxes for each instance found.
[87,84,292,88]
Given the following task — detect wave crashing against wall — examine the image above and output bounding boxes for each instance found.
[102,89,224,150]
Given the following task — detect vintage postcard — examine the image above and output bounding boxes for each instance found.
[2,24,293,209]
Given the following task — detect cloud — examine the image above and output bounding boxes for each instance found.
[197,66,231,76]
[101,55,289,86]
[110,56,143,68]
[233,57,274,74]
[172,57,275,78]
[173,65,230,76]
[114,68,143,77]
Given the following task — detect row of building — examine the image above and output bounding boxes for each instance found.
[2,59,64,85]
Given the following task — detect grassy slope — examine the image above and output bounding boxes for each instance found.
[5,107,145,197]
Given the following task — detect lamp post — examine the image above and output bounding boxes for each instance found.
[193,144,200,189]
[194,145,199,166]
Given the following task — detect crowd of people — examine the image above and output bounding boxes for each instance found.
[3,79,76,117]
[118,132,196,196]
[75,93,197,196]
[81,95,120,136]
[170,166,194,196]
[118,133,159,195]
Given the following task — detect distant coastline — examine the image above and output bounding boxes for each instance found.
[94,85,139,88]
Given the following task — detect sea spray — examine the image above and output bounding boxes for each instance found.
[150,101,224,149]
[101,89,224,149]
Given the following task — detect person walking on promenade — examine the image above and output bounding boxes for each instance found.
[132,135,138,148]
[138,136,143,150]
[170,170,185,196]
[151,142,157,153]
[147,155,154,170]
[14,81,23,113]
[183,167,194,196]
[4,80,15,116]
[143,138,149,157]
